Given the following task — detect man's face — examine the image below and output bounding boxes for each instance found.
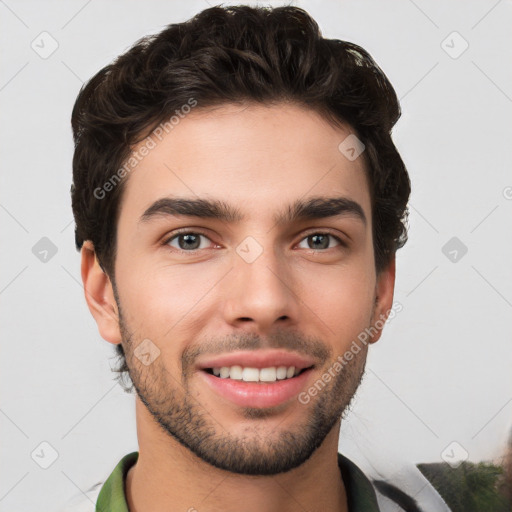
[105,102,390,475]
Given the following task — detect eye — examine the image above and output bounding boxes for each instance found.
[162,230,346,254]
[297,233,344,251]
[164,231,213,251]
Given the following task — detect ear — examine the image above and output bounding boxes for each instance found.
[368,255,396,344]
[81,240,122,345]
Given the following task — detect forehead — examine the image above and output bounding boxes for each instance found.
[118,102,371,227]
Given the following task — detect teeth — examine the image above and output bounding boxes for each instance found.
[229,365,243,380]
[259,367,277,382]
[276,366,287,379]
[242,367,260,382]
[211,365,301,382]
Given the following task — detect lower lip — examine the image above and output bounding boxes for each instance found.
[198,368,314,408]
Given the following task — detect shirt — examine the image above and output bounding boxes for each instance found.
[94,451,381,511]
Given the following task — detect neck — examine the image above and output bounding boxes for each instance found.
[126,397,348,512]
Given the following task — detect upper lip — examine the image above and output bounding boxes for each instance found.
[196,349,317,371]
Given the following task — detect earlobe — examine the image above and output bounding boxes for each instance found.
[80,240,122,345]
[368,256,396,344]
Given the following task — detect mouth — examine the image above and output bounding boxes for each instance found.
[202,364,314,382]
[198,364,316,408]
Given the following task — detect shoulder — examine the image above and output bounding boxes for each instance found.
[57,451,138,512]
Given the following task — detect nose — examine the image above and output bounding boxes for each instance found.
[221,242,300,333]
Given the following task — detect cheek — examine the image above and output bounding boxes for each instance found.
[298,264,375,346]
[116,261,222,335]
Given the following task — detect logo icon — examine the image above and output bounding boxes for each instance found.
[441,32,469,60]
[338,134,365,161]
[442,237,468,263]
[236,236,264,263]
[441,441,469,468]
[134,338,161,366]
[31,441,59,469]
[31,31,59,59]
[32,237,58,263]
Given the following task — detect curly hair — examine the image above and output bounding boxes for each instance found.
[70,5,411,392]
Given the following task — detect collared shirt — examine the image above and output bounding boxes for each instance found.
[94,451,381,511]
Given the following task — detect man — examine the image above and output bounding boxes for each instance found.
[68,4,416,511]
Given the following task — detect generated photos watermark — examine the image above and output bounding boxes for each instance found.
[93,97,198,200]
[298,301,403,405]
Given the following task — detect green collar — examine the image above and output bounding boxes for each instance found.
[96,451,138,512]
[96,451,380,512]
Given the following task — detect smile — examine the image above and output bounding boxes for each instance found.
[205,365,312,382]
[199,365,315,408]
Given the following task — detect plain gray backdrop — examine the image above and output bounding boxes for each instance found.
[1,0,511,510]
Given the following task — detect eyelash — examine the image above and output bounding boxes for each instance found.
[162,229,347,254]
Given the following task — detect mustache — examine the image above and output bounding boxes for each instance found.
[182,330,332,371]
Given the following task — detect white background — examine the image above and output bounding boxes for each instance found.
[1,0,511,510]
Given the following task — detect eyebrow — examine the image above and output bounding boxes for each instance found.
[139,195,367,227]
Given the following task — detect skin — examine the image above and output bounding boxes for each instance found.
[81,102,396,512]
